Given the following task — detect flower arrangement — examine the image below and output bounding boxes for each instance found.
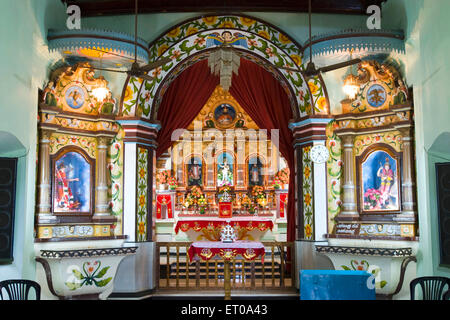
[218,185,232,194]
[190,185,203,199]
[167,176,177,190]
[197,195,208,214]
[272,177,282,189]
[275,168,290,185]
[156,170,170,184]
[363,188,382,210]
[251,186,265,199]
[241,195,252,208]
[184,186,204,209]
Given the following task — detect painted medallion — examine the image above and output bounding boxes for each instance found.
[64,85,86,109]
[214,103,236,128]
[367,84,387,108]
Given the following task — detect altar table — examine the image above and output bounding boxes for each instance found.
[175,217,274,241]
[187,241,265,300]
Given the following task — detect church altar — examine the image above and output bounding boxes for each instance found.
[188,241,265,300]
[175,217,274,241]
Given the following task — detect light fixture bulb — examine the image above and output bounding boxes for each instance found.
[92,86,109,101]
[343,73,359,100]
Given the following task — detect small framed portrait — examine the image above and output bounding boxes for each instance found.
[51,146,95,215]
[186,156,203,186]
[357,145,402,214]
[248,156,263,186]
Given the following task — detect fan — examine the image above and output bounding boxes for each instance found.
[80,0,171,81]
[302,0,361,77]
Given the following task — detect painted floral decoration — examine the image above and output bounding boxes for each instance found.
[65,261,112,291]
[364,188,383,210]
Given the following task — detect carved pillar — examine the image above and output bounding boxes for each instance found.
[398,127,416,215]
[289,117,333,240]
[36,129,57,224]
[93,136,112,221]
[117,118,160,242]
[337,133,359,220]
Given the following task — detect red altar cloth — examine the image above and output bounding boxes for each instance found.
[187,241,265,263]
[218,202,232,218]
[174,217,274,235]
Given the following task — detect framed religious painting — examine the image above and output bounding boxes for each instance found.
[356,144,402,214]
[247,156,263,186]
[51,146,95,215]
[186,156,203,186]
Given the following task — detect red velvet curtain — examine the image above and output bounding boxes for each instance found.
[230,59,296,242]
[156,60,219,158]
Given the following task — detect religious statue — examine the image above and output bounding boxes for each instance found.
[43,81,57,106]
[377,157,395,207]
[101,91,116,114]
[250,163,260,185]
[205,112,215,128]
[218,158,233,186]
[235,112,245,128]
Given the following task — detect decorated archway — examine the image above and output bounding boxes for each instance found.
[119,14,330,120]
[116,14,333,246]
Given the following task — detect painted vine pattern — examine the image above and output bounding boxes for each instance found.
[302,146,314,240]
[122,15,328,120]
[49,134,97,158]
[136,147,148,242]
[326,121,343,232]
[108,127,124,235]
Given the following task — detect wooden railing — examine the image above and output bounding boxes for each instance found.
[155,242,295,291]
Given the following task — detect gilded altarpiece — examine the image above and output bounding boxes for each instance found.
[36,63,124,240]
[325,61,417,240]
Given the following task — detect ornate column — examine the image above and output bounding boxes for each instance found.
[36,128,57,224]
[93,136,113,222]
[289,117,333,240]
[397,127,416,217]
[336,133,359,220]
[116,118,160,242]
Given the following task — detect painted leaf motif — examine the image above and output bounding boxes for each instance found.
[65,281,82,291]
[341,265,351,271]
[72,269,84,280]
[379,280,387,288]
[95,277,113,287]
[94,266,110,279]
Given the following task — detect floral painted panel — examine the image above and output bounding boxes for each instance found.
[49,134,97,158]
[136,147,148,242]
[340,259,388,289]
[326,121,343,233]
[302,146,314,240]
[65,261,112,291]
[108,127,124,235]
[354,131,403,156]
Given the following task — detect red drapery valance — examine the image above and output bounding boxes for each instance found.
[157,58,296,242]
